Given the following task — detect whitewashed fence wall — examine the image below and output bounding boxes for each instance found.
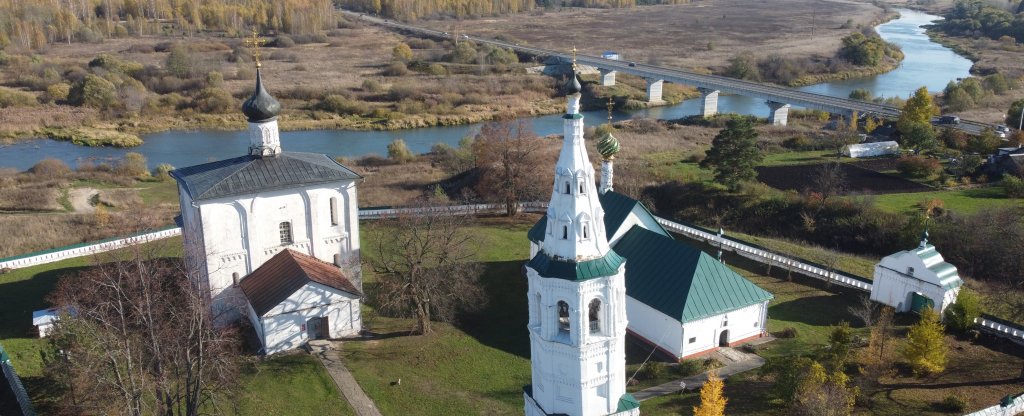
[654,217,874,292]
[975,316,1024,347]
[2,360,34,416]
[963,393,1024,416]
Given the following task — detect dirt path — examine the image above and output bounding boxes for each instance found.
[68,187,98,213]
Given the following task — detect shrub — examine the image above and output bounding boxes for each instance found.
[896,155,941,179]
[777,327,799,338]
[206,71,224,88]
[88,54,142,75]
[362,79,384,93]
[166,44,197,78]
[676,359,704,377]
[943,288,982,333]
[938,394,968,412]
[45,83,71,103]
[192,87,236,113]
[636,361,667,380]
[117,152,149,177]
[393,43,413,62]
[317,95,368,116]
[68,74,116,109]
[387,139,414,163]
[383,61,409,76]
[426,63,447,76]
[1004,175,1024,198]
[29,158,71,178]
[152,163,175,181]
[272,35,295,48]
[0,86,38,108]
[783,135,813,150]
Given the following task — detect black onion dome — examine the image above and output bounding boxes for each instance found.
[564,69,582,95]
[241,67,281,122]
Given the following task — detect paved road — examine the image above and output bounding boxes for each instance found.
[632,346,767,401]
[341,10,994,135]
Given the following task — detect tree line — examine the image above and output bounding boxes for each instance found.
[339,0,690,20]
[0,0,335,51]
[937,0,1024,44]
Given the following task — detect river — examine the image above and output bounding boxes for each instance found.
[0,9,972,172]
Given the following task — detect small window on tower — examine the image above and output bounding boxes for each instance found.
[588,299,601,334]
[907,267,915,276]
[688,337,696,344]
[582,225,589,240]
[579,181,585,194]
[329,197,339,226]
[279,222,293,245]
[564,181,571,194]
[562,226,568,240]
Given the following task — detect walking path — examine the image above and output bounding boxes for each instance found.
[633,345,768,401]
[309,340,383,416]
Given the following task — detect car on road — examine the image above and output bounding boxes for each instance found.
[461,34,469,39]
[628,62,636,67]
[938,115,960,125]
[997,125,1011,133]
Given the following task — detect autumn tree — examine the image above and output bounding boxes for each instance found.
[897,87,937,134]
[812,161,847,201]
[825,321,852,370]
[1008,99,1024,130]
[693,371,727,416]
[902,307,948,375]
[43,238,239,416]
[370,199,485,334]
[899,121,938,154]
[473,117,552,216]
[861,306,895,384]
[701,118,763,190]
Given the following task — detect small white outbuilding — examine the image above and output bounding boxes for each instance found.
[843,141,899,158]
[870,232,963,315]
[240,249,362,355]
[32,308,60,338]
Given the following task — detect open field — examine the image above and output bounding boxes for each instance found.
[756,162,933,194]
[869,186,1024,214]
[419,0,886,76]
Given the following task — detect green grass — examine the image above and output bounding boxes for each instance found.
[642,153,711,182]
[759,150,845,167]
[868,186,1023,215]
[724,231,877,279]
[136,179,180,206]
[227,354,355,416]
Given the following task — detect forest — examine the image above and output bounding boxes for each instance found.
[936,0,1024,44]
[339,0,690,21]
[0,0,335,51]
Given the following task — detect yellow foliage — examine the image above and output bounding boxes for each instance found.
[693,371,727,416]
[902,307,948,375]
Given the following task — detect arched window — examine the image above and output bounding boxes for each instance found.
[564,181,571,194]
[232,272,240,287]
[562,225,568,240]
[589,299,601,334]
[279,222,293,245]
[557,301,570,333]
[582,224,589,240]
[579,180,586,194]
[329,197,339,225]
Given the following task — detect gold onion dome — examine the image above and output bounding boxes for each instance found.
[597,130,620,160]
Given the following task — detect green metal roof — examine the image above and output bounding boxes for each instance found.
[613,227,773,323]
[914,244,963,290]
[528,191,669,244]
[526,249,625,281]
[617,393,640,412]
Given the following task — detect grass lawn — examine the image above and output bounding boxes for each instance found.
[227,353,355,416]
[869,186,1023,215]
[723,230,878,279]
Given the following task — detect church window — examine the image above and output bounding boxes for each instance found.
[329,197,339,226]
[578,180,586,195]
[588,299,601,334]
[564,181,571,194]
[907,267,915,276]
[688,337,696,344]
[582,225,589,240]
[557,301,570,333]
[279,222,293,245]
[562,225,568,240]
[722,316,728,327]
[232,272,239,287]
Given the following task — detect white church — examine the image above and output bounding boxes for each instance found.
[170,58,363,355]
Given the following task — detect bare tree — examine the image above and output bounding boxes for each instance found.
[847,294,877,327]
[43,237,239,416]
[811,161,847,201]
[370,199,485,334]
[473,116,553,216]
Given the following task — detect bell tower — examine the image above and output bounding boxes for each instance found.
[522,50,639,416]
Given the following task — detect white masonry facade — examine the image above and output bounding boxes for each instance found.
[523,71,639,416]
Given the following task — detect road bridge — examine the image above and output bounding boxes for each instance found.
[342,10,993,134]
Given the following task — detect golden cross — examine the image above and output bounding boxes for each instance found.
[244,29,266,68]
[607,97,614,123]
[571,45,578,69]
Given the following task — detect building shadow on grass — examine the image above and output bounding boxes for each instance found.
[768,294,858,327]
[0,265,88,340]
[455,260,531,359]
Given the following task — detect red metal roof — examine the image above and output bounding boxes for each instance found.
[240,249,361,316]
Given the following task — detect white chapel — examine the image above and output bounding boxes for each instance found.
[523,63,640,416]
[170,56,363,355]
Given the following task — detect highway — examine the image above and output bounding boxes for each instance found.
[341,10,994,135]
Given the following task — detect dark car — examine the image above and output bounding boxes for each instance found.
[938,115,960,125]
[628,62,636,67]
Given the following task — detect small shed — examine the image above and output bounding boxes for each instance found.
[870,232,963,315]
[240,249,362,355]
[31,308,72,338]
[602,51,620,60]
[843,141,899,158]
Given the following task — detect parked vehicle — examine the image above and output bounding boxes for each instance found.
[628,62,636,67]
[996,125,1011,133]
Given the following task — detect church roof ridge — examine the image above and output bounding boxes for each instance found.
[170,151,360,201]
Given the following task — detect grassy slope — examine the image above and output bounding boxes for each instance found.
[869,186,1023,215]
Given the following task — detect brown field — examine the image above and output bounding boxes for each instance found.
[419,0,887,73]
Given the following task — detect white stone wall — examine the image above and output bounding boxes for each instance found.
[680,302,767,358]
[257,282,361,355]
[607,206,669,245]
[870,266,957,314]
[192,181,358,316]
[625,296,683,356]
